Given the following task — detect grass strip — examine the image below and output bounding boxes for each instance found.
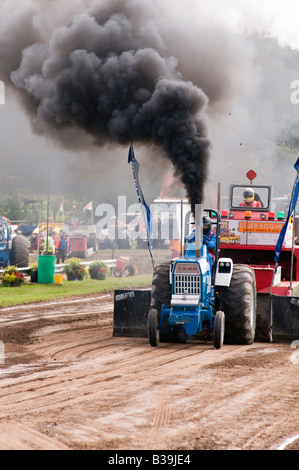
[0,274,152,308]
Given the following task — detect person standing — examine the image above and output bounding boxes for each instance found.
[56,232,71,263]
[44,231,56,256]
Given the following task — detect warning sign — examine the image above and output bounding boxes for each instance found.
[238,221,284,233]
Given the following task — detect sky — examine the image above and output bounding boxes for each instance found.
[190,0,299,49]
[1,0,299,210]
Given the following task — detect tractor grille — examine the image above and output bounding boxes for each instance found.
[174,274,201,296]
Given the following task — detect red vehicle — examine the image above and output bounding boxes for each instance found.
[29,233,44,253]
[218,170,299,341]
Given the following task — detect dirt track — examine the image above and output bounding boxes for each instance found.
[0,292,298,451]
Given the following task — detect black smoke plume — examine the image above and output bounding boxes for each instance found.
[0,0,211,212]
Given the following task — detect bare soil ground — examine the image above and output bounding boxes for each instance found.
[0,291,298,451]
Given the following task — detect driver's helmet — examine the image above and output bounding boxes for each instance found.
[203,216,212,234]
[243,188,254,203]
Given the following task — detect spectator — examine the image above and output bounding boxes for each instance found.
[56,232,71,263]
[44,231,56,256]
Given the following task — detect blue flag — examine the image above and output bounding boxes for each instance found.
[128,145,154,268]
[274,158,299,264]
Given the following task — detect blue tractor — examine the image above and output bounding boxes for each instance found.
[0,216,29,268]
[148,208,257,349]
[0,217,11,267]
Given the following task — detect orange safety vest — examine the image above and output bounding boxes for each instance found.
[55,236,70,251]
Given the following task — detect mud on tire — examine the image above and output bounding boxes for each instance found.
[218,264,256,345]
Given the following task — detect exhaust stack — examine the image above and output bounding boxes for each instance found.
[195,203,203,258]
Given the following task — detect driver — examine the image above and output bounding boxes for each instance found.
[187,216,216,267]
[202,216,217,266]
[239,188,262,207]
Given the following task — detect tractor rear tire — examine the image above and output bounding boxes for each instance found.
[218,264,256,345]
[150,262,171,310]
[150,262,172,342]
[148,308,160,347]
[10,234,29,268]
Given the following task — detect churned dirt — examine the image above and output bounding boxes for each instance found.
[0,291,298,451]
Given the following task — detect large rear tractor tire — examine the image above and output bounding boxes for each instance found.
[218,264,256,345]
[149,262,173,343]
[10,234,29,268]
[150,262,172,310]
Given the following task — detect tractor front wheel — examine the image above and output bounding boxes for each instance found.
[148,308,160,347]
[213,310,225,349]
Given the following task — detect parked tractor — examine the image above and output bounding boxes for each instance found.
[0,217,29,268]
